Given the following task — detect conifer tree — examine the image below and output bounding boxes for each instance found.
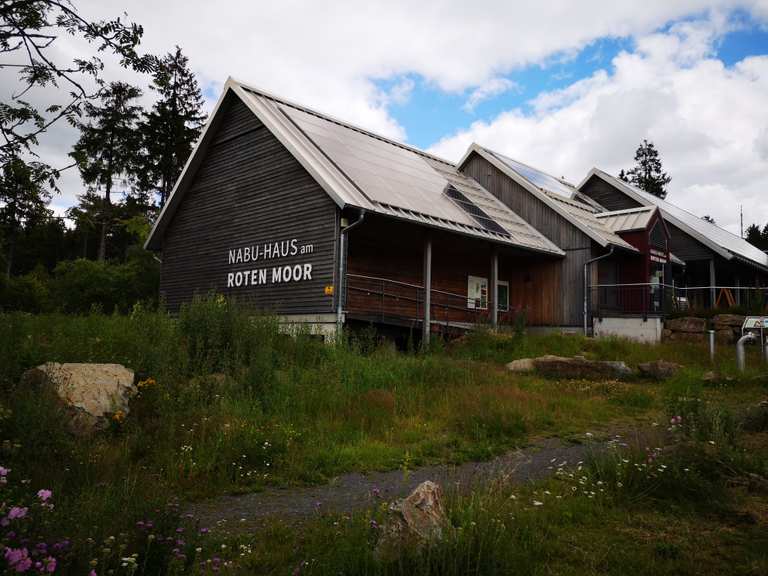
[70,82,143,261]
[139,46,206,206]
[620,139,672,199]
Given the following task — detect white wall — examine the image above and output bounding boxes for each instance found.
[593,317,663,343]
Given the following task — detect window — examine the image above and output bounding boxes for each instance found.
[467,275,488,309]
[467,277,509,311]
[497,281,509,312]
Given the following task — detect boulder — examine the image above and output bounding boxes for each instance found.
[533,355,632,380]
[20,363,136,435]
[666,331,705,343]
[637,360,683,380]
[715,328,735,344]
[713,314,745,329]
[665,317,707,334]
[375,481,449,561]
[505,358,535,373]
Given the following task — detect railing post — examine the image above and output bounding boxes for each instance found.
[423,235,432,348]
[490,247,498,329]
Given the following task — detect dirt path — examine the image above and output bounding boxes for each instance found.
[189,432,632,534]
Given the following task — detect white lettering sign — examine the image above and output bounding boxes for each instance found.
[226,238,315,288]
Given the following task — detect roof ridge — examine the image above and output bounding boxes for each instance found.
[596,206,654,218]
[235,79,456,168]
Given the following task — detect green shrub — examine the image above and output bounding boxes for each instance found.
[0,271,51,313]
[49,256,158,314]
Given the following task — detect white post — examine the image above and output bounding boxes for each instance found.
[490,247,498,329]
[423,236,432,347]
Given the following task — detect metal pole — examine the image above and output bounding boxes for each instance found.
[708,330,715,364]
[709,259,716,309]
[423,235,432,348]
[736,333,756,372]
[490,247,498,329]
[583,247,614,336]
[336,211,366,338]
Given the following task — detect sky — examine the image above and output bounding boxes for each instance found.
[11,0,768,235]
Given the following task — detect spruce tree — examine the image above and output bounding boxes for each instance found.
[139,46,206,206]
[621,139,672,199]
[0,157,54,277]
[71,82,144,261]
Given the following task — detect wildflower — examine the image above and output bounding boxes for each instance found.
[369,519,379,529]
[112,410,126,424]
[0,466,8,484]
[532,500,544,506]
[4,547,32,573]
[8,507,28,520]
[37,489,53,502]
[44,557,56,573]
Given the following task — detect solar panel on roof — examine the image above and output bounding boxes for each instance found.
[492,152,577,198]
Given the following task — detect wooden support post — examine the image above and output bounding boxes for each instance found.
[423,235,432,347]
[709,259,716,308]
[490,247,498,329]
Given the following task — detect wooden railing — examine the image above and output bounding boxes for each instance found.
[344,273,493,327]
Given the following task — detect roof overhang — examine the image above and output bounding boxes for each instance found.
[459,144,637,252]
[577,168,734,262]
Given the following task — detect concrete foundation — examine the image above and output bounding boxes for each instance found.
[592,316,663,343]
[278,313,338,341]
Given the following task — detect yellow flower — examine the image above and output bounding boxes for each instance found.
[137,377,157,389]
[112,410,126,423]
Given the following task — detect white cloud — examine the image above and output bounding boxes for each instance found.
[6,0,768,222]
[428,14,768,234]
[463,77,517,112]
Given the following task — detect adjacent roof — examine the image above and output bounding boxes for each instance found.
[457,144,639,253]
[579,168,768,270]
[146,78,563,257]
[596,206,657,233]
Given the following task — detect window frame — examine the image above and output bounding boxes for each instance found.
[467,275,488,310]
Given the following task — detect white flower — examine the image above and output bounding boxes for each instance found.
[532,500,544,506]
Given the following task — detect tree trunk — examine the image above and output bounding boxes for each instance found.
[98,179,112,262]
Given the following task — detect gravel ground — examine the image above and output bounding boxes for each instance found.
[187,432,632,534]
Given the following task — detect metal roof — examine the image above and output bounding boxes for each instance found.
[596,206,657,233]
[579,168,768,270]
[457,144,638,253]
[146,79,563,257]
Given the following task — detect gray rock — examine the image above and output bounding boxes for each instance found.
[506,358,535,373]
[665,317,707,334]
[637,360,683,380]
[713,314,745,329]
[376,481,449,561]
[507,355,633,380]
[20,363,136,435]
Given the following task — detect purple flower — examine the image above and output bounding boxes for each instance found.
[44,557,56,573]
[370,519,379,529]
[36,490,52,503]
[199,527,209,535]
[89,571,97,576]
[7,507,28,521]
[4,547,32,573]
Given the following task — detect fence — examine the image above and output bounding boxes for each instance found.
[344,273,510,329]
[590,283,768,318]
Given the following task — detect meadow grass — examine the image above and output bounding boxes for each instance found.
[0,297,766,574]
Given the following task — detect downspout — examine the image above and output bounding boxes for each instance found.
[336,209,366,335]
[583,246,614,336]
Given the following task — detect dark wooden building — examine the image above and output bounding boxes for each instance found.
[578,169,768,309]
[145,79,564,340]
[458,145,673,338]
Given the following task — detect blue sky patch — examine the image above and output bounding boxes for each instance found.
[378,21,767,150]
